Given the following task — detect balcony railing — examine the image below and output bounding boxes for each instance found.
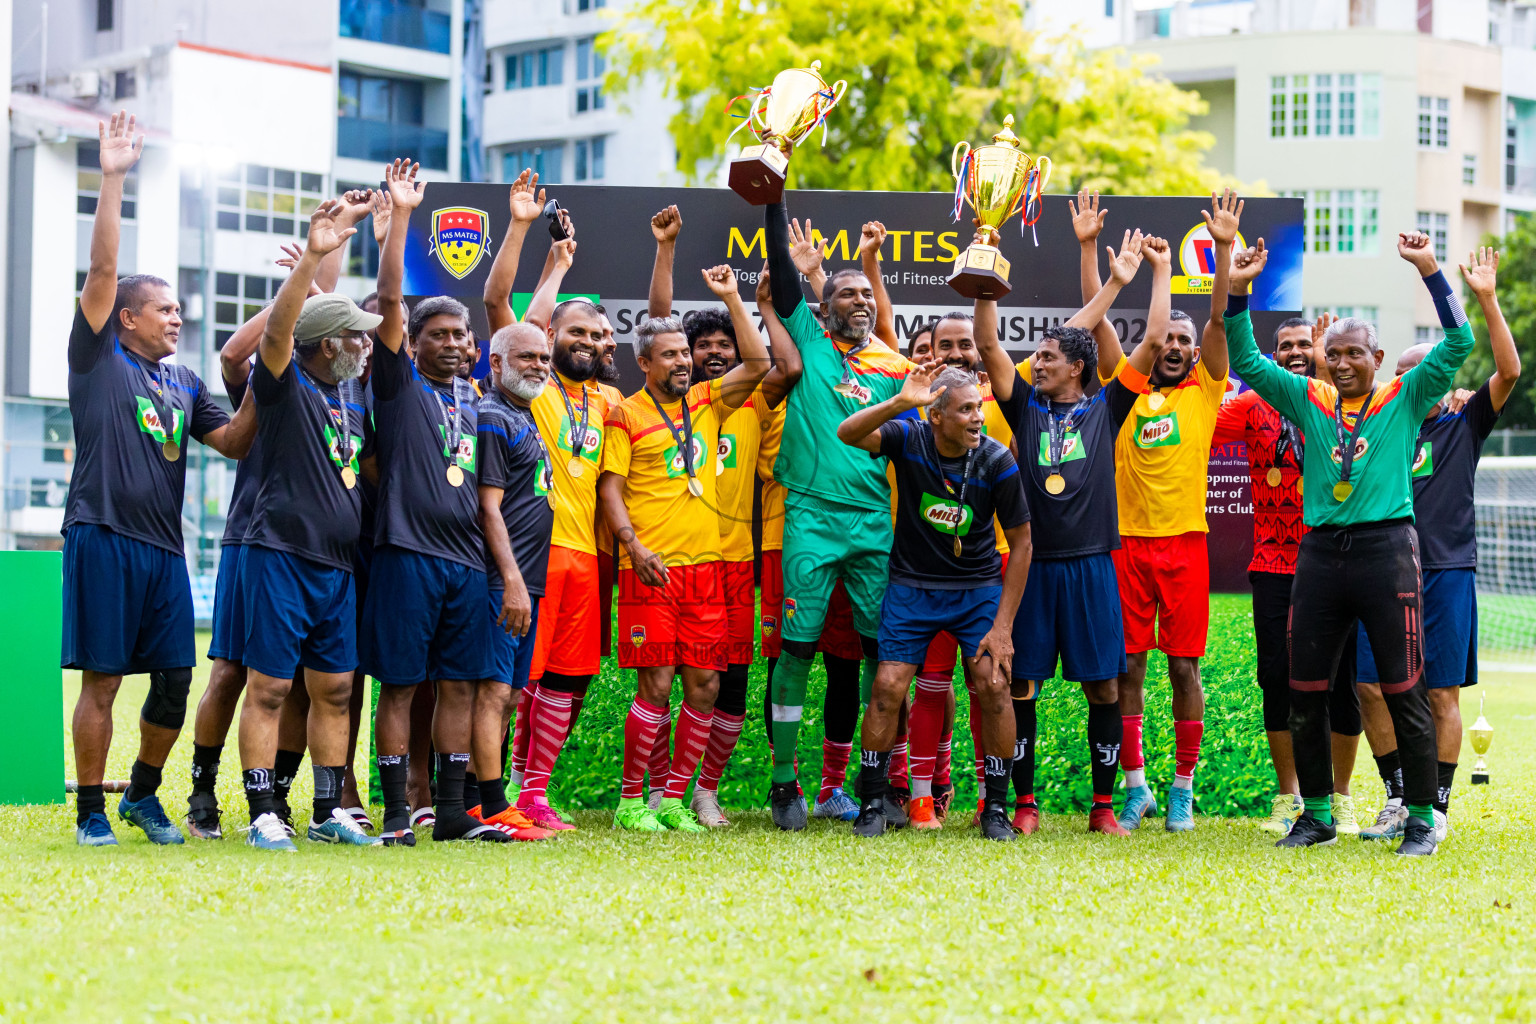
[339,0,451,54]
[337,119,449,171]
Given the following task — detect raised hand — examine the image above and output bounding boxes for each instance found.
[384,158,425,212]
[859,221,887,260]
[371,190,393,246]
[97,110,144,177]
[1311,311,1337,347]
[1459,246,1499,297]
[701,264,740,300]
[1202,188,1243,246]
[1397,231,1437,275]
[755,265,773,307]
[306,199,358,256]
[898,360,947,409]
[788,218,823,277]
[275,242,304,269]
[1230,239,1268,290]
[509,169,545,224]
[553,238,577,272]
[1141,235,1172,275]
[651,205,681,244]
[1106,228,1145,286]
[337,188,375,227]
[1069,188,1107,244]
[1445,388,1475,414]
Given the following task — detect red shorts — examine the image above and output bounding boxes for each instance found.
[820,580,864,662]
[760,550,784,659]
[915,553,1006,680]
[531,546,601,679]
[721,559,755,665]
[616,562,728,671]
[1112,533,1210,658]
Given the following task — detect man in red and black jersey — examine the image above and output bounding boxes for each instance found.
[1212,316,1362,836]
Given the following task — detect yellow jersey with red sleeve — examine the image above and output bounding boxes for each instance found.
[530,371,620,556]
[1104,354,1230,537]
[757,401,786,552]
[715,382,774,563]
[603,378,725,569]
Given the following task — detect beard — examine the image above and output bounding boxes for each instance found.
[826,307,872,343]
[330,346,366,382]
[595,354,622,384]
[552,343,596,382]
[504,372,547,402]
[659,374,689,398]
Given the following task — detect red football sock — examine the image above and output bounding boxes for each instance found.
[664,703,715,799]
[935,737,953,786]
[647,704,673,789]
[818,740,852,803]
[1121,714,1145,771]
[518,687,573,802]
[509,681,538,777]
[908,677,948,791]
[694,710,745,793]
[1175,719,1204,781]
[620,698,670,800]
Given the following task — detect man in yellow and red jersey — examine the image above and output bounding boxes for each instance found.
[599,267,770,833]
[1074,190,1239,833]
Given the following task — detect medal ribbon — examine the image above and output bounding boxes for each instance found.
[141,358,177,446]
[836,336,873,391]
[302,368,358,476]
[1275,416,1304,471]
[646,389,697,486]
[556,376,591,462]
[927,428,974,554]
[1333,386,1376,488]
[1046,397,1091,479]
[430,377,469,469]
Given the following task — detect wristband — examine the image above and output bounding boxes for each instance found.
[1225,293,1249,317]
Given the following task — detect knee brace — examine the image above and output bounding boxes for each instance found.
[780,638,817,662]
[716,664,750,718]
[142,667,193,730]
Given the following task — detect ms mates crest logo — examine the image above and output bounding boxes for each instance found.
[430,207,491,280]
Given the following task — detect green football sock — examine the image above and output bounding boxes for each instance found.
[1303,795,1333,826]
[1407,803,1434,828]
[859,655,877,706]
[770,651,813,784]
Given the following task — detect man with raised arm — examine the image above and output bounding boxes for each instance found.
[975,228,1148,837]
[1224,231,1474,855]
[1353,246,1521,845]
[599,267,770,832]
[66,112,256,847]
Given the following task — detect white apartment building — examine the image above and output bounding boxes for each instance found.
[1029,0,1536,357]
[6,0,465,570]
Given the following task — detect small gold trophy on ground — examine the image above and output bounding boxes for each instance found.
[1469,694,1492,785]
[726,61,847,205]
[947,115,1051,299]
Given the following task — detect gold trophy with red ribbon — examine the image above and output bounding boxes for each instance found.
[726,61,847,205]
[947,115,1051,299]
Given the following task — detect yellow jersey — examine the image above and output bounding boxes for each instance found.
[758,402,786,552]
[530,372,622,556]
[716,384,775,563]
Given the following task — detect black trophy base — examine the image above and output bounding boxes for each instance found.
[729,144,790,205]
[1471,771,1489,785]
[948,244,1013,299]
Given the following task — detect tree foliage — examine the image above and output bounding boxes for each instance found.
[1459,215,1536,429]
[605,0,1244,196]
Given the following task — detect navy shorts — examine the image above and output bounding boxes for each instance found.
[1011,554,1127,684]
[487,591,541,689]
[62,523,194,675]
[208,543,247,663]
[1357,567,1477,689]
[240,545,357,679]
[361,546,494,686]
[353,535,374,630]
[879,583,1000,665]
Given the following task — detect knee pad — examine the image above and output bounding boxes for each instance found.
[142,667,193,730]
[780,638,817,662]
[715,664,750,718]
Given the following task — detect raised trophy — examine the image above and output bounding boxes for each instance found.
[726,61,847,205]
[947,115,1051,299]
[1469,694,1492,785]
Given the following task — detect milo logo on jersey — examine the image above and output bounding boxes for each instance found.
[134,397,185,446]
[439,428,477,470]
[665,437,708,479]
[322,426,364,473]
[1412,441,1433,478]
[1329,437,1370,464]
[920,493,974,536]
[534,457,553,497]
[560,414,603,467]
[716,433,738,476]
[1133,413,1181,448]
[1035,431,1085,465]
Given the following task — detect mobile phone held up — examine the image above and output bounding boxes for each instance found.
[544,199,571,241]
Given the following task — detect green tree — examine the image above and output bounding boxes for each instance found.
[1459,216,1536,429]
[604,0,1243,195]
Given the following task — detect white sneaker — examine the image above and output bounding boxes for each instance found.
[690,787,730,827]
[1433,808,1450,843]
[1360,798,1407,841]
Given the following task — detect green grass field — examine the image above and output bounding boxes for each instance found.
[3,596,1536,1021]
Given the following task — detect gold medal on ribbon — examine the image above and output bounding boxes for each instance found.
[546,492,556,509]
[1044,473,1065,495]
[1332,481,1353,502]
[1297,477,1303,497]
[446,464,465,488]
[952,536,963,558]
[1265,467,1282,488]
[162,440,180,462]
[567,456,584,478]
[687,477,704,498]
[1146,391,1165,411]
[341,466,357,490]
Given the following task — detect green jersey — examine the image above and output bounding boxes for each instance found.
[774,300,913,513]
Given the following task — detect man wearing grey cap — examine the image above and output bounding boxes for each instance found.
[235,201,380,852]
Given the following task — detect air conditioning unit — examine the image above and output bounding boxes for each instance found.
[68,70,101,99]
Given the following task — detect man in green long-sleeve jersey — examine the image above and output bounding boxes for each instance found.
[1224,230,1473,856]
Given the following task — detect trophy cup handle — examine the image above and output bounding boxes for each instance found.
[826,79,848,110]
[1033,155,1054,193]
[951,142,971,184]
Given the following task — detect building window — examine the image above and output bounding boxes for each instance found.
[214,164,323,237]
[1436,97,1450,148]
[1271,73,1377,139]
[576,0,607,9]
[1416,210,1450,262]
[1291,189,1379,255]
[1270,76,1286,138]
[113,70,135,99]
[503,145,563,185]
[1464,152,1477,186]
[1418,96,1433,147]
[505,45,563,89]
[339,72,424,125]
[1313,74,1332,137]
[212,270,284,348]
[575,36,605,113]
[1420,96,1450,148]
[1415,326,1434,343]
[575,137,606,181]
[1105,0,1114,15]
[1290,75,1309,137]
[1338,73,1356,136]
[76,143,136,220]
[97,0,114,32]
[1310,305,1379,324]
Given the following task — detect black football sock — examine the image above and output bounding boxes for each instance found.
[123,759,162,804]
[1435,760,1457,814]
[378,754,410,831]
[312,764,345,824]
[243,768,276,821]
[76,784,105,825]
[1375,750,1404,802]
[1012,698,1038,806]
[273,748,304,804]
[190,743,223,796]
[431,752,475,837]
[463,771,479,810]
[983,754,1012,809]
[857,749,892,802]
[1087,702,1123,801]
[479,776,510,818]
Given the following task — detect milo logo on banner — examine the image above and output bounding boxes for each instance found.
[1412,441,1433,478]
[920,493,973,536]
[1035,431,1085,465]
[135,397,184,446]
[716,433,737,476]
[1134,413,1180,448]
[665,437,707,479]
